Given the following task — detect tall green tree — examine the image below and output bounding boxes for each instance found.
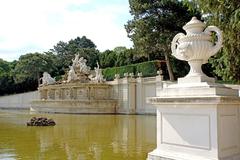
[185,0,240,82]
[0,59,37,95]
[0,59,13,95]
[51,36,99,69]
[115,48,135,67]
[14,53,57,84]
[0,58,11,73]
[77,48,99,69]
[99,50,117,68]
[125,0,200,81]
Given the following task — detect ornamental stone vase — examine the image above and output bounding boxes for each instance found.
[171,17,222,83]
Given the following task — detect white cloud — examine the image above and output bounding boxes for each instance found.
[0,0,132,61]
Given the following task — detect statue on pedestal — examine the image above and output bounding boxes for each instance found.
[41,72,56,85]
[92,62,105,83]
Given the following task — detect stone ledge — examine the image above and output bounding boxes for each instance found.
[158,85,238,97]
[147,96,240,105]
[31,99,117,114]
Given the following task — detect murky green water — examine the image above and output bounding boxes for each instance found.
[0,110,156,160]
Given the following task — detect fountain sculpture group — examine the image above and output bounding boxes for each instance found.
[31,56,116,114]
[147,17,240,160]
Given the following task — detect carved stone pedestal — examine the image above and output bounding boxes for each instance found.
[147,96,240,160]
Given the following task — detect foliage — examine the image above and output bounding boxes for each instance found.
[99,47,151,69]
[102,65,135,81]
[135,61,158,77]
[102,67,117,81]
[115,48,137,67]
[125,0,200,80]
[14,53,57,83]
[0,59,11,74]
[0,59,13,95]
[99,50,117,68]
[0,59,38,96]
[77,48,99,69]
[51,36,99,69]
[102,60,162,81]
[171,58,190,78]
[185,0,240,83]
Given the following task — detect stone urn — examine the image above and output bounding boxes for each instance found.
[171,17,222,82]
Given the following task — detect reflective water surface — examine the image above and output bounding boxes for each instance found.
[0,110,156,160]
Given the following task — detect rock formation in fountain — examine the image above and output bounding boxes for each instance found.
[27,117,56,126]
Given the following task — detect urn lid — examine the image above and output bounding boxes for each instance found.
[183,17,206,34]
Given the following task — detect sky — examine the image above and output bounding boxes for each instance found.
[0,0,133,62]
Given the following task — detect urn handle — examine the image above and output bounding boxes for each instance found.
[204,26,223,56]
[171,33,185,57]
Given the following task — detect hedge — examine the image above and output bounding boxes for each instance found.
[102,60,162,81]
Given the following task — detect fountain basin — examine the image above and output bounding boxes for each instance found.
[31,83,117,114]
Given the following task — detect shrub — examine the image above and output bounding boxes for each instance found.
[102,67,117,81]
[135,61,159,77]
[102,60,162,81]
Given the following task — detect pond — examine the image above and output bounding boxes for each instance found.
[0,110,156,160]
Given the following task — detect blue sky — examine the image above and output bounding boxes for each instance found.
[0,0,133,61]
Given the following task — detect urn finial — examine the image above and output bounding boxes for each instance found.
[183,17,206,34]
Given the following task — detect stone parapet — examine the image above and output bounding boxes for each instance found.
[31,83,116,114]
[38,83,113,101]
[31,99,117,114]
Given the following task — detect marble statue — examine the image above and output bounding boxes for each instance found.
[67,66,77,82]
[66,54,91,83]
[79,57,90,74]
[72,54,80,69]
[41,72,55,85]
[114,74,120,79]
[92,62,104,83]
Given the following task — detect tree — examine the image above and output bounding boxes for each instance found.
[0,59,11,72]
[185,0,240,82]
[77,48,99,69]
[14,53,57,84]
[115,48,135,67]
[99,50,117,68]
[51,36,99,69]
[0,59,13,95]
[113,46,127,54]
[99,47,140,68]
[125,0,200,81]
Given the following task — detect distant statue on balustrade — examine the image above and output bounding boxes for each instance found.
[92,62,105,83]
[40,72,56,86]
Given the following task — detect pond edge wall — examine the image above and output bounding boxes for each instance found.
[0,77,239,114]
